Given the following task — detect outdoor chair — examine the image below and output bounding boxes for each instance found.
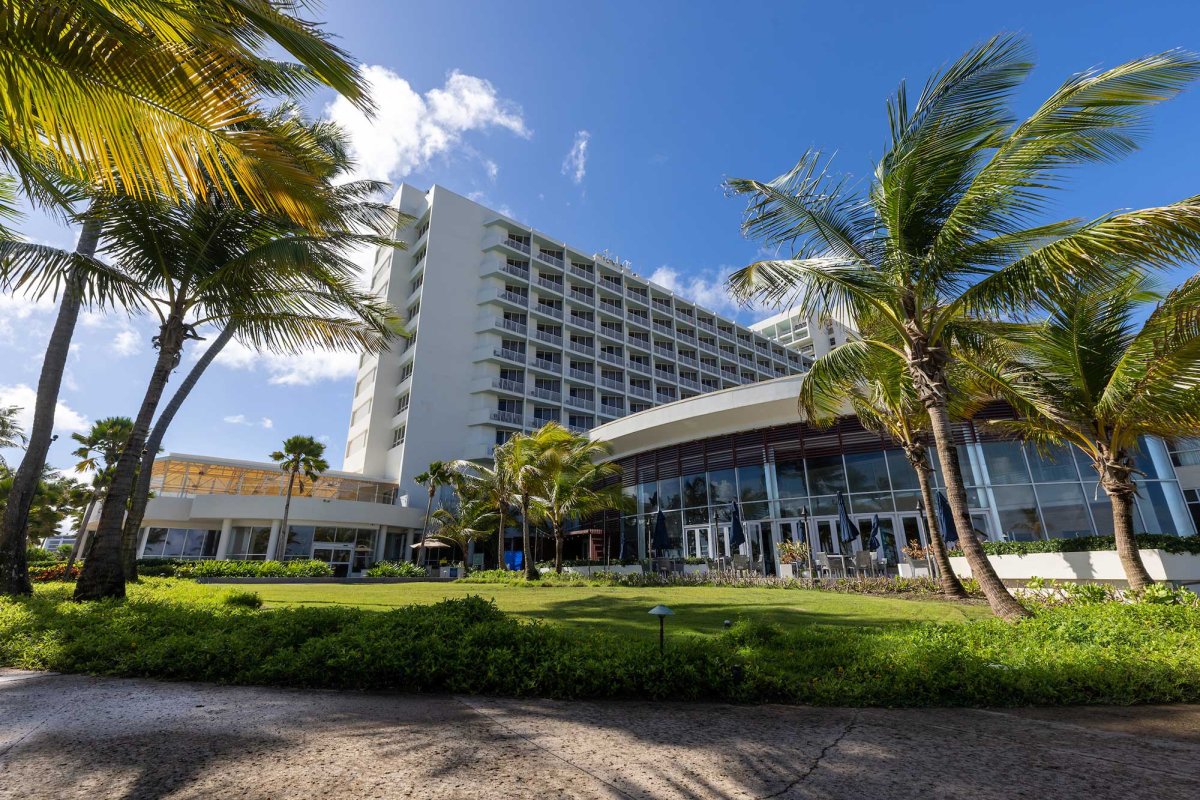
[653,557,673,576]
[813,552,843,580]
[853,550,876,577]
[730,554,752,576]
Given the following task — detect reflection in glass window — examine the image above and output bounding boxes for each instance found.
[637,482,657,515]
[682,473,708,507]
[707,469,737,503]
[775,458,806,498]
[982,441,1030,485]
[284,525,315,559]
[1085,483,1116,536]
[742,501,770,520]
[736,464,768,503]
[1136,481,1180,535]
[805,454,846,495]
[658,476,682,510]
[850,492,894,513]
[992,485,1043,541]
[1025,443,1079,483]
[928,445,977,487]
[1035,482,1092,538]
[844,451,890,493]
[884,450,919,491]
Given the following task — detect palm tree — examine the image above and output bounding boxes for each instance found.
[429,500,498,575]
[414,461,458,547]
[727,36,1200,619]
[533,435,623,574]
[451,441,518,569]
[971,275,1200,589]
[506,423,575,580]
[65,417,134,573]
[0,406,26,462]
[0,3,373,597]
[797,337,967,598]
[268,436,329,562]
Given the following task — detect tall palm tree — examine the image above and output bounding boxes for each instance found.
[268,436,328,561]
[533,434,623,574]
[451,441,517,569]
[414,461,457,547]
[0,2,373,597]
[0,406,25,466]
[798,337,967,598]
[65,417,134,573]
[505,423,575,580]
[727,36,1200,619]
[429,499,497,575]
[970,275,1200,589]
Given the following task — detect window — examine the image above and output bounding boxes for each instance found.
[1184,489,1200,532]
[345,431,367,457]
[355,368,375,396]
[227,526,271,560]
[407,300,420,320]
[1170,438,1200,467]
[415,218,429,239]
[410,273,423,293]
[497,398,522,414]
[396,393,409,414]
[392,425,406,447]
[141,527,219,559]
[350,400,372,426]
[399,363,413,382]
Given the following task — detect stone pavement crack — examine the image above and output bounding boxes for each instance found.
[453,697,639,799]
[756,714,858,800]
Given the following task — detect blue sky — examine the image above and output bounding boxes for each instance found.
[3,0,1200,475]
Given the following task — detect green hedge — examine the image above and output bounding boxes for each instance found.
[2,580,1199,707]
[364,561,427,578]
[947,534,1200,557]
[138,559,333,578]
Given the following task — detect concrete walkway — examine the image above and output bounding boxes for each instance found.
[1,670,1198,799]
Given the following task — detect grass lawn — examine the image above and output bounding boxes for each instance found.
[209,581,988,639]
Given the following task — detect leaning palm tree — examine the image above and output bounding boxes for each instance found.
[451,440,518,569]
[798,336,967,598]
[65,416,134,573]
[505,423,575,580]
[414,461,458,545]
[727,35,1200,619]
[972,275,1200,589]
[533,435,623,574]
[429,499,498,575]
[0,3,373,597]
[268,436,329,561]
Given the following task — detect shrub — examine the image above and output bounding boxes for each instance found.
[223,591,263,610]
[137,559,335,579]
[29,564,79,582]
[26,546,57,564]
[947,533,1200,557]
[365,561,427,578]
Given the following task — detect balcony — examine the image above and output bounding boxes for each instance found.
[626,288,649,305]
[529,386,562,403]
[492,378,525,394]
[599,403,625,418]
[627,360,652,375]
[535,276,564,293]
[567,423,591,435]
[533,302,563,320]
[651,298,672,313]
[755,342,770,354]
[568,367,594,383]
[496,317,526,335]
[653,345,675,359]
[656,392,677,404]
[675,307,695,321]
[598,325,623,342]
[599,376,624,391]
[597,350,624,366]
[626,313,649,329]
[568,340,595,357]
[626,336,651,352]
[531,357,561,373]
[491,410,525,426]
[534,329,563,346]
[678,353,698,367]
[567,314,595,331]
[739,355,756,367]
[598,298,623,316]
[493,348,525,364]
[566,395,595,411]
[569,263,593,281]
[531,414,561,427]
[628,385,653,400]
[697,319,716,333]
[654,367,676,381]
[499,262,529,281]
[496,289,528,307]
[679,376,702,391]
[536,250,564,268]
[652,321,674,336]
[503,237,531,255]
[700,360,720,374]
[568,288,593,305]
[717,327,736,341]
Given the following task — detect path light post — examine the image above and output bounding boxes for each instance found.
[800,506,813,583]
[649,604,674,654]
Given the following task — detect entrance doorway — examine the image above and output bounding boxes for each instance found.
[312,543,353,577]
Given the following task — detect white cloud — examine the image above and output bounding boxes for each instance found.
[110,329,141,357]
[562,130,591,184]
[0,292,55,343]
[223,414,250,426]
[204,337,361,387]
[326,67,529,184]
[260,417,273,429]
[0,383,88,436]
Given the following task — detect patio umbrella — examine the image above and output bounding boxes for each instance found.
[936,490,959,546]
[728,502,746,551]
[652,509,670,553]
[867,514,881,550]
[836,490,857,547]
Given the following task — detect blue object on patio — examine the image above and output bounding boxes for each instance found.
[937,490,959,546]
[728,502,746,550]
[504,549,523,570]
[868,514,881,550]
[652,508,670,552]
[836,490,857,545]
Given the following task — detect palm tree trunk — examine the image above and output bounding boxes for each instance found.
[521,495,537,580]
[1098,457,1154,590]
[913,455,967,599]
[120,324,238,573]
[277,470,297,561]
[76,317,187,600]
[64,495,98,575]
[0,216,100,596]
[554,523,564,574]
[925,401,1028,620]
[496,505,506,570]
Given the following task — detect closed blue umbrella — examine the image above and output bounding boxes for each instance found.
[652,509,670,553]
[836,490,857,547]
[936,490,959,546]
[868,514,881,550]
[728,502,746,551]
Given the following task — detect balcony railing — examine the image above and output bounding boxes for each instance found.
[496,317,526,335]
[568,340,595,356]
[598,299,623,316]
[717,327,736,340]
[535,276,564,293]
[628,385,653,399]
[492,378,525,393]
[599,403,625,417]
[600,277,623,292]
[537,251,564,268]
[567,314,595,330]
[651,298,672,312]
[678,354,698,367]
[627,360,652,375]
[652,321,674,336]
[491,410,525,426]
[656,392,677,403]
[569,264,593,281]
[534,329,563,346]
[566,395,595,411]
[626,288,648,304]
[504,238,531,254]
[697,319,716,333]
[529,386,562,402]
[677,329,696,342]
[626,313,649,328]
[532,357,561,373]
[497,289,528,306]
[533,303,563,319]
[500,262,529,280]
[494,348,525,363]
[679,377,702,391]
[599,376,624,391]
[675,307,695,320]
[568,367,594,383]
[597,350,623,366]
[568,288,593,304]
[598,326,623,342]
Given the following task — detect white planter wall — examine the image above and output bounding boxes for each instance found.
[947,549,1200,584]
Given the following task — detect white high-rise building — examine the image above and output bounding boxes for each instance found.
[750,307,855,360]
[343,184,808,499]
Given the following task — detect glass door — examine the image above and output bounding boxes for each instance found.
[312,544,353,577]
[683,525,712,559]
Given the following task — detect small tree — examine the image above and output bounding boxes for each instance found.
[429,500,497,574]
[65,416,133,572]
[414,461,457,548]
[533,434,623,574]
[0,406,26,464]
[504,424,575,580]
[269,436,328,561]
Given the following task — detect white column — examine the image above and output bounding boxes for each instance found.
[215,518,233,560]
[373,526,388,562]
[136,526,151,559]
[265,520,282,562]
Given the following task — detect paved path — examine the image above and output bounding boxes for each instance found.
[1,669,1198,799]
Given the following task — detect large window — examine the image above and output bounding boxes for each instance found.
[227,526,271,560]
[141,527,219,559]
[1169,438,1200,467]
[1034,483,1092,539]
[844,451,890,493]
[805,454,846,496]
